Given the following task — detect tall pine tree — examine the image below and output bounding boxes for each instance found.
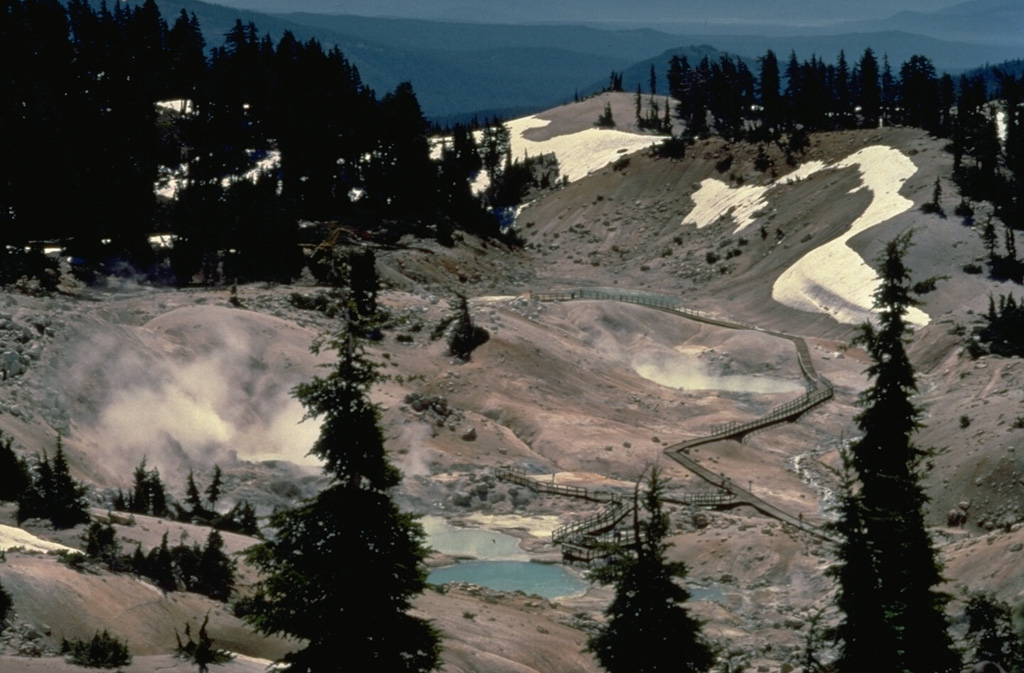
[830,233,960,673]
[586,467,715,673]
[244,315,440,672]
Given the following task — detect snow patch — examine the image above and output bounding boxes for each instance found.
[681,146,926,326]
[506,116,665,184]
[155,99,193,115]
[0,524,78,554]
[683,179,770,232]
[682,160,827,232]
[772,146,929,327]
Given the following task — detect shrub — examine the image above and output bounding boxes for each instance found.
[959,415,971,429]
[57,550,89,572]
[954,198,974,218]
[754,144,772,172]
[62,630,131,668]
[594,102,615,128]
[654,135,688,159]
[963,263,983,274]
[175,615,233,669]
[912,276,947,295]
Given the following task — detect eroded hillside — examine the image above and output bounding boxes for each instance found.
[0,93,1022,672]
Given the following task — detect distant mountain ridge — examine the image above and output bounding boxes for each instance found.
[825,0,1023,47]
[146,0,1022,121]
[176,0,966,26]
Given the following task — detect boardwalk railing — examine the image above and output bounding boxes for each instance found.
[666,489,736,507]
[562,527,644,564]
[709,385,834,439]
[534,289,721,325]
[530,288,837,546]
[495,466,592,500]
[551,496,629,544]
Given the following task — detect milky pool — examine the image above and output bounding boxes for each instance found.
[423,516,589,599]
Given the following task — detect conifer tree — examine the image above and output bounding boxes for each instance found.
[0,577,11,623]
[196,530,235,602]
[758,49,781,138]
[218,500,260,537]
[856,48,881,128]
[348,248,379,318]
[205,466,223,509]
[84,521,123,569]
[17,453,54,524]
[147,532,177,592]
[447,294,489,360]
[127,458,170,517]
[131,544,146,575]
[244,316,440,672]
[46,439,88,529]
[18,438,89,529]
[965,592,1024,672]
[982,215,1000,266]
[587,467,715,673]
[0,431,30,502]
[595,102,615,128]
[185,470,203,514]
[831,233,960,673]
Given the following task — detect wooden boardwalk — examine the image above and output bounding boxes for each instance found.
[532,289,836,550]
[495,467,739,562]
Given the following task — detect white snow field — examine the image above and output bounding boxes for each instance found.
[772,146,929,327]
[682,146,928,327]
[683,160,827,233]
[506,116,666,184]
[0,524,78,554]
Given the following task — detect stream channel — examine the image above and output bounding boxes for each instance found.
[423,517,590,599]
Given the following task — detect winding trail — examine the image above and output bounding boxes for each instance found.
[531,288,836,544]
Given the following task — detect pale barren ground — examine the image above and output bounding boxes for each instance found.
[0,93,1022,672]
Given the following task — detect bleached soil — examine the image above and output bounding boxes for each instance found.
[0,97,1022,672]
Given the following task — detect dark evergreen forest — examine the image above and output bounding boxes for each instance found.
[2,0,1022,291]
[666,49,1022,258]
[0,0,527,287]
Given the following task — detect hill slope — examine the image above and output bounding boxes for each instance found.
[1,96,1022,671]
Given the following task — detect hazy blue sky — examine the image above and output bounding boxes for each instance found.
[207,0,970,26]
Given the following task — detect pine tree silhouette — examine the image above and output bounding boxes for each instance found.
[244,315,440,672]
[587,467,715,673]
[830,233,961,673]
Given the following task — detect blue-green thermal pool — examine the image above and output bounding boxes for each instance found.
[428,560,590,599]
[423,517,589,598]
